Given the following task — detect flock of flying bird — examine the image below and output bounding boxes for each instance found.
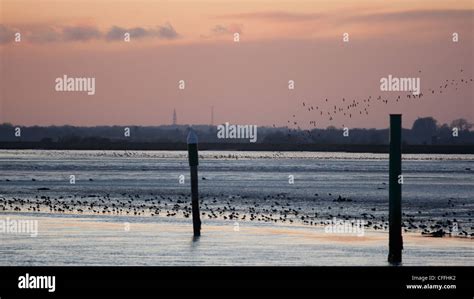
[275,69,473,138]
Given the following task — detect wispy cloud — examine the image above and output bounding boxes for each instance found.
[200,24,243,40]
[216,11,323,22]
[157,22,179,39]
[27,26,61,43]
[211,24,243,35]
[105,24,179,41]
[63,26,102,41]
[0,25,16,44]
[217,9,474,25]
[0,23,180,44]
[344,9,474,24]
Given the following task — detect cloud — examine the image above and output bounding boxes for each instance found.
[212,25,229,34]
[211,24,243,35]
[200,24,243,39]
[216,11,323,22]
[63,26,102,41]
[217,9,473,25]
[0,25,16,44]
[105,26,128,41]
[105,23,180,41]
[27,26,61,43]
[345,9,474,23]
[129,27,149,38]
[157,22,179,39]
[0,25,62,44]
[0,23,180,44]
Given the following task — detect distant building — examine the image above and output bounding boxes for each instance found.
[172,109,177,125]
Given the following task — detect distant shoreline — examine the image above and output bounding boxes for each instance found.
[1,142,474,154]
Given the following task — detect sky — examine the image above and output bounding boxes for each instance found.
[0,0,473,129]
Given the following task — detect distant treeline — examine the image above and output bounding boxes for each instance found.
[0,117,473,148]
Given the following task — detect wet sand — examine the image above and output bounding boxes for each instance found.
[0,213,472,266]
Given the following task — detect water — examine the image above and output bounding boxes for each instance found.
[0,150,472,265]
[1,150,472,221]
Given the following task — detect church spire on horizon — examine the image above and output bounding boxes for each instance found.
[172,108,177,125]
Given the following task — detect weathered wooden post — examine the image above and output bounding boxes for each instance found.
[388,114,403,264]
[187,129,201,236]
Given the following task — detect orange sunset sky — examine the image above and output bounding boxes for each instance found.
[0,0,473,128]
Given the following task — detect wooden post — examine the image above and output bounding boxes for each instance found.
[187,129,201,236]
[388,114,403,264]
